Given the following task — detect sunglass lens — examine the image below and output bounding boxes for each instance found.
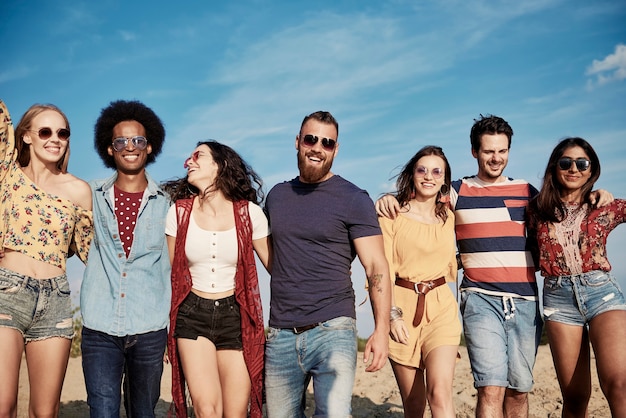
[302,135,317,146]
[558,158,572,170]
[576,160,590,171]
[321,138,336,150]
[58,129,70,140]
[112,138,127,151]
[38,128,53,139]
[134,137,147,149]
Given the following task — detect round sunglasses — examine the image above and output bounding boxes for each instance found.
[29,127,70,141]
[415,166,444,179]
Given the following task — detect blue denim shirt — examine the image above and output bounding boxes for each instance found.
[80,172,171,336]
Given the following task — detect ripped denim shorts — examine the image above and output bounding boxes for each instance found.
[543,270,626,326]
[0,266,74,342]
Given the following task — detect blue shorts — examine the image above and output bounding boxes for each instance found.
[543,270,626,326]
[0,266,74,342]
[460,291,542,392]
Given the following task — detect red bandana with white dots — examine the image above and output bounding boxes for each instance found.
[114,186,143,258]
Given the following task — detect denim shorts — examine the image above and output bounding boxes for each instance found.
[460,290,542,392]
[174,292,242,350]
[543,270,626,326]
[0,266,74,342]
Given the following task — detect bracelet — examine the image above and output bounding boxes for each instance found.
[390,306,403,322]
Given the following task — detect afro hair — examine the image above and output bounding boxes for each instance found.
[94,100,165,169]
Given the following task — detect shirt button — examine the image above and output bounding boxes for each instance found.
[211,268,215,272]
[118,253,123,258]
[212,255,216,259]
[211,283,215,288]
[122,273,127,278]
[121,293,125,298]
[113,234,118,239]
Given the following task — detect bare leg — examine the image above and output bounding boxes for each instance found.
[217,350,251,418]
[390,358,426,418]
[503,389,528,418]
[25,337,71,418]
[423,345,457,418]
[589,310,626,418]
[0,328,23,418]
[178,337,223,418]
[546,320,590,418]
[476,386,505,418]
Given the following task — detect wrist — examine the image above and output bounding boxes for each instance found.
[390,306,403,322]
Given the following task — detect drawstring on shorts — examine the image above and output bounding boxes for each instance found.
[502,296,516,320]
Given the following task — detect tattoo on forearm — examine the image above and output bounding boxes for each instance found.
[368,273,383,293]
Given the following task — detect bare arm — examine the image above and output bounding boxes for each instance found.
[375,194,401,219]
[166,234,176,267]
[353,234,391,372]
[252,235,272,274]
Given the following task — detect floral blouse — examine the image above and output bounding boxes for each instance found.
[0,99,93,269]
[535,199,626,277]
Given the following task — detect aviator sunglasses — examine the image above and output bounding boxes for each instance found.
[112,136,148,152]
[300,134,337,151]
[557,157,590,172]
[415,166,444,179]
[29,127,70,141]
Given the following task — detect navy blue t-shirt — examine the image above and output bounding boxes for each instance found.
[265,175,382,328]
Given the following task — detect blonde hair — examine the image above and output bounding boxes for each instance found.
[14,104,71,172]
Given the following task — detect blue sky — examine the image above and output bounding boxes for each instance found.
[2,0,625,337]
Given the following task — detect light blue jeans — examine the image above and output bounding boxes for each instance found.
[265,316,357,418]
[460,291,542,392]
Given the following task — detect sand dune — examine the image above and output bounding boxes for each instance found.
[17,345,610,417]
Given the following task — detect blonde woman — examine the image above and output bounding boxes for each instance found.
[0,100,92,417]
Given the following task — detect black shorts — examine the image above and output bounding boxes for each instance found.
[174,292,243,350]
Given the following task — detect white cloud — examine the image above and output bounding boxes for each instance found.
[119,30,137,42]
[586,44,626,89]
[0,66,34,84]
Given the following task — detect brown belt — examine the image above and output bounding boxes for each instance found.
[395,276,446,327]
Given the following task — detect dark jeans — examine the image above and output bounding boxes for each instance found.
[81,327,167,418]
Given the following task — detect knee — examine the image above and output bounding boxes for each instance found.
[28,405,60,418]
[599,374,626,405]
[426,386,453,410]
[477,386,505,405]
[0,402,17,418]
[193,403,222,418]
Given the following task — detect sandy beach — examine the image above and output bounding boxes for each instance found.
[17,345,610,417]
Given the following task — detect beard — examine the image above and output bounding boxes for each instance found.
[297,150,333,183]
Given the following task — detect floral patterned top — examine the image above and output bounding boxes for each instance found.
[0,99,92,269]
[535,199,626,277]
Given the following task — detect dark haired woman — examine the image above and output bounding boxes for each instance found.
[529,137,626,418]
[164,141,270,418]
[0,100,92,417]
[380,145,460,418]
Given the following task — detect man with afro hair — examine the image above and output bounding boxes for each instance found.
[80,100,171,417]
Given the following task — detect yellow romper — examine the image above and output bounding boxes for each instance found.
[380,209,461,367]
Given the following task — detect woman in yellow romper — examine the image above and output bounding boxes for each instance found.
[380,145,461,418]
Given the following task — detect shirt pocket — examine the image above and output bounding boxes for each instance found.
[144,217,166,251]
